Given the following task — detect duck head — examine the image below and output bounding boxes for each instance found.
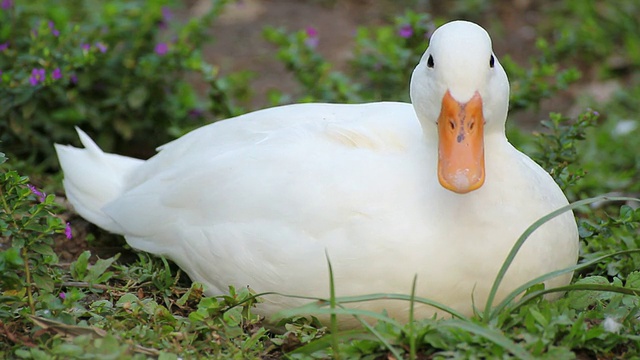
[410,20,510,194]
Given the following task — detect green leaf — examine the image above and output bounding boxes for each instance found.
[127,86,149,109]
[439,319,534,360]
[625,271,640,288]
[566,276,610,310]
[0,247,25,267]
[31,243,56,257]
[528,308,549,327]
[52,343,83,357]
[158,352,179,360]
[87,255,118,284]
[32,272,54,293]
[70,251,90,281]
[13,349,31,359]
[116,293,139,307]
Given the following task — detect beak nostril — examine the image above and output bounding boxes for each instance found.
[449,120,455,130]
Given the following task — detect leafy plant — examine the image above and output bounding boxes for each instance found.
[263,26,361,104]
[501,42,581,112]
[0,168,69,315]
[529,109,599,195]
[349,10,433,101]
[542,0,640,76]
[264,10,581,114]
[0,0,250,172]
[70,250,117,287]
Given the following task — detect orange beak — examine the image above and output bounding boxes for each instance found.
[437,90,485,194]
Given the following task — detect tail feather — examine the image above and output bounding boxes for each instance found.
[55,127,143,234]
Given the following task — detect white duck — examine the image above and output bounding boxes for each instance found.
[55,20,578,324]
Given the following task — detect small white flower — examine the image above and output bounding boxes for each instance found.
[612,119,637,136]
[603,316,623,333]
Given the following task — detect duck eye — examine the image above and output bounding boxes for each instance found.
[427,55,434,68]
[489,54,495,68]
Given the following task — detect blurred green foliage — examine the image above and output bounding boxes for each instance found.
[576,84,640,196]
[530,110,597,194]
[544,0,640,76]
[0,0,249,170]
[264,10,581,111]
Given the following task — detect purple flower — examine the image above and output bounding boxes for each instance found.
[52,68,62,80]
[154,42,168,55]
[59,292,66,300]
[0,42,8,51]
[70,73,78,84]
[65,222,72,239]
[1,0,12,10]
[159,6,173,29]
[162,6,173,21]
[188,108,204,119]
[304,26,319,48]
[29,68,46,86]
[81,43,91,51]
[27,184,46,202]
[306,26,318,38]
[95,42,107,53]
[398,24,413,38]
[48,21,60,37]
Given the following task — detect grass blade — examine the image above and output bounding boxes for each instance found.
[279,305,405,329]
[287,330,378,356]
[490,249,640,318]
[354,314,404,360]
[408,274,417,360]
[333,293,467,319]
[483,196,640,322]
[440,319,534,360]
[506,283,640,314]
[325,251,340,360]
[333,293,466,319]
[274,292,467,321]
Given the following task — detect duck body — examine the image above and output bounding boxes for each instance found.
[55,21,578,323]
